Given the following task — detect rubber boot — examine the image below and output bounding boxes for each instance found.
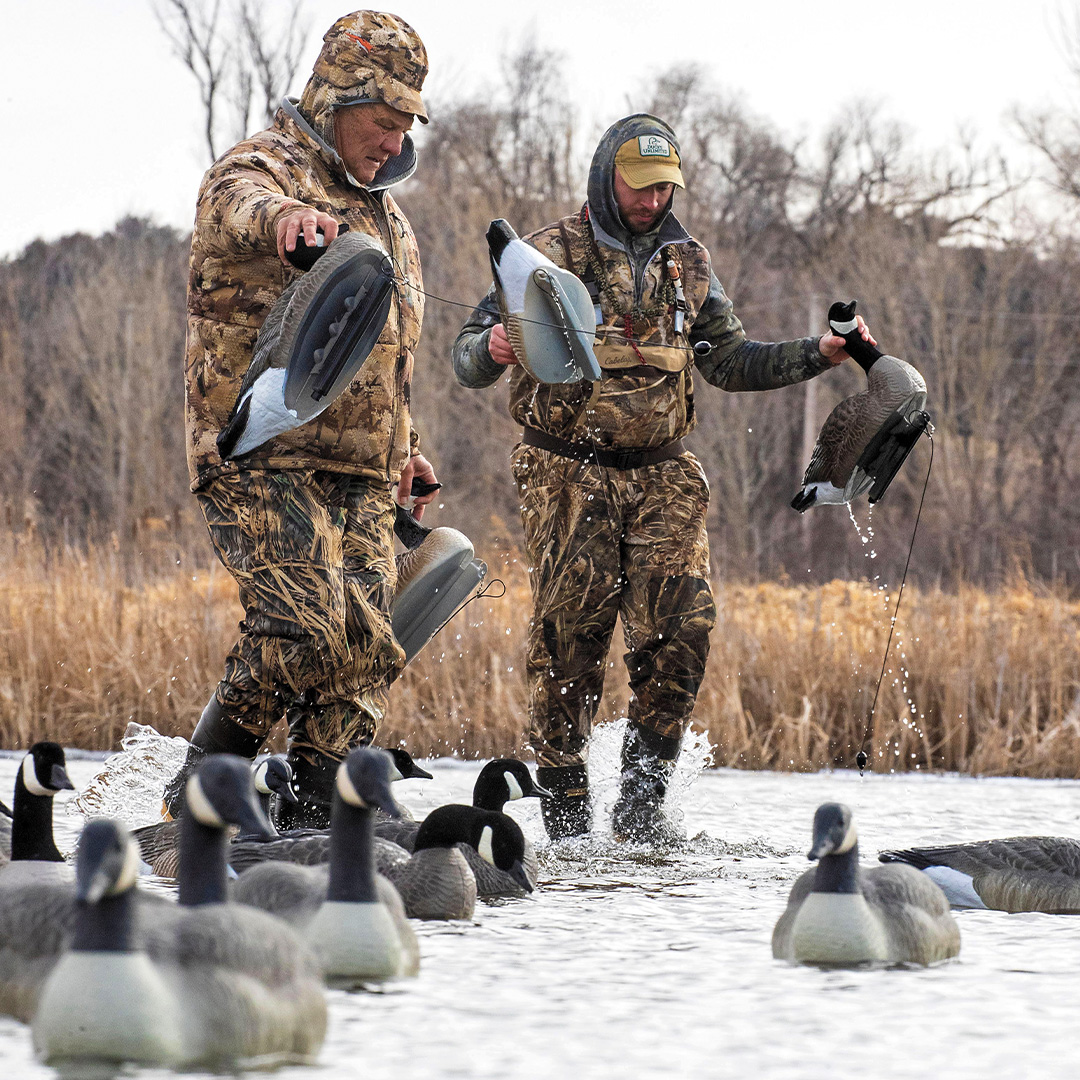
[275,751,339,830]
[162,696,264,819]
[537,764,590,840]
[610,723,681,842]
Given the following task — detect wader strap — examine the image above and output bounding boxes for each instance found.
[522,427,686,470]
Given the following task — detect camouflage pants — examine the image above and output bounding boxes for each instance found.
[510,444,717,768]
[197,469,404,766]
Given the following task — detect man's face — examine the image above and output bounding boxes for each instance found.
[333,102,415,184]
[613,170,675,234]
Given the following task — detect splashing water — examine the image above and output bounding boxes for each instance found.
[69,723,189,825]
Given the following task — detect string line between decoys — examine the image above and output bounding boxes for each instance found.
[856,432,934,775]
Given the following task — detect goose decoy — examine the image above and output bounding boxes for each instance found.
[0,742,76,885]
[232,747,419,984]
[486,218,601,384]
[791,300,932,512]
[376,759,551,898]
[217,229,395,459]
[32,816,326,1068]
[772,803,960,966]
[382,804,533,920]
[879,837,1080,913]
[131,754,299,879]
[392,503,487,665]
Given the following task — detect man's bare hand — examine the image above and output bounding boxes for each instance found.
[818,314,876,366]
[396,453,439,521]
[488,322,520,366]
[275,209,341,265]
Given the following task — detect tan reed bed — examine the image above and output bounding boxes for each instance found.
[1,533,1078,776]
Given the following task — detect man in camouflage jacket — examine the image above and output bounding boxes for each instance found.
[452,114,870,841]
[174,10,437,826]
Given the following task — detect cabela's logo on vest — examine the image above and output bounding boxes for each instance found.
[637,135,671,158]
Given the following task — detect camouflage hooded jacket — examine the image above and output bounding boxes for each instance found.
[184,15,426,490]
[452,114,830,450]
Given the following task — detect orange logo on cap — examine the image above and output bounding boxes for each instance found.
[344,32,373,50]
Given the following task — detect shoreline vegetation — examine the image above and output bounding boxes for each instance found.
[3,533,1078,777]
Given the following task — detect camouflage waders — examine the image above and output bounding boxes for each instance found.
[197,469,404,775]
[511,443,717,769]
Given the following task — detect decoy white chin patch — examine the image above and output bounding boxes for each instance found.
[478,825,495,866]
[116,836,142,894]
[836,818,858,854]
[830,317,858,334]
[336,763,365,808]
[388,763,404,782]
[22,754,53,797]
[504,772,524,802]
[186,775,226,828]
[252,761,271,794]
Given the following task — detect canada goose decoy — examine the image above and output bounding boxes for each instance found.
[232,747,419,985]
[487,218,601,384]
[772,803,960,966]
[791,300,932,512]
[377,759,551,898]
[32,816,326,1069]
[879,837,1080,913]
[217,229,395,459]
[131,754,298,879]
[0,742,76,885]
[382,804,533,920]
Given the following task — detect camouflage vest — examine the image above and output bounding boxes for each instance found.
[505,209,712,449]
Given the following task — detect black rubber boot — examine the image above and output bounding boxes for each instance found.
[162,696,264,819]
[610,723,681,843]
[537,765,591,840]
[275,751,339,830]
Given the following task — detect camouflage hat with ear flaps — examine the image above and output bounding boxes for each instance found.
[298,10,429,148]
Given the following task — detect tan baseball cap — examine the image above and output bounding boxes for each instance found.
[614,133,685,189]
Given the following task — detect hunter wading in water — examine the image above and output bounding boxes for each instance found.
[172,10,438,828]
[453,115,872,841]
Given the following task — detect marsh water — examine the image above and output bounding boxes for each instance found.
[1,722,1079,1080]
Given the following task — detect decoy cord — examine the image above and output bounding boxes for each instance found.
[856,432,934,775]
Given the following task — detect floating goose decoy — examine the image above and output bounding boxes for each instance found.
[382,804,533,920]
[217,229,396,459]
[377,759,550,898]
[0,742,76,885]
[772,803,960,966]
[132,753,299,879]
[791,300,932,512]
[232,747,418,984]
[32,815,326,1069]
[879,837,1080,913]
[487,218,601,384]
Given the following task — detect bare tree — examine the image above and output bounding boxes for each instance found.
[154,0,310,162]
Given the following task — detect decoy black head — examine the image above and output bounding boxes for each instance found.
[808,802,857,861]
[828,300,858,329]
[186,754,276,840]
[486,218,518,266]
[338,747,401,818]
[253,755,299,805]
[75,818,141,904]
[385,747,434,782]
[473,759,553,810]
[24,742,75,796]
[473,809,533,894]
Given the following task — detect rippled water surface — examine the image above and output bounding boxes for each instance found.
[2,725,1079,1079]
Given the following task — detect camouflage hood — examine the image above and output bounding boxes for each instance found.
[292,9,427,191]
[586,114,691,256]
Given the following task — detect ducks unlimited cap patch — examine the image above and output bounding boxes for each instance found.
[614,134,685,189]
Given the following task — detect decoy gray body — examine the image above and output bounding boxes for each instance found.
[0,742,76,885]
[217,230,395,459]
[382,804,534,920]
[232,747,419,984]
[791,300,931,512]
[32,814,326,1069]
[133,753,298,879]
[376,759,550,897]
[486,218,601,384]
[772,803,960,966]
[879,837,1080,913]
[0,797,12,868]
